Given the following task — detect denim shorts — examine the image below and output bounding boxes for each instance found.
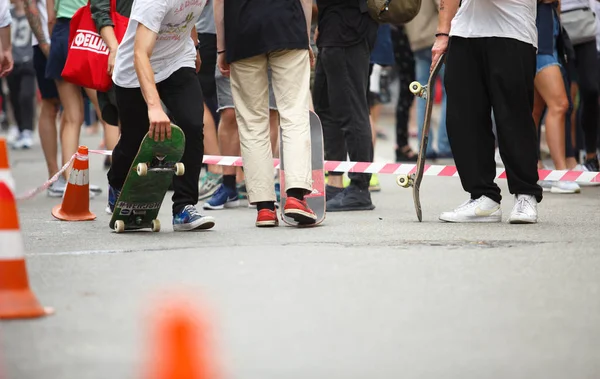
[536,52,560,74]
[45,18,72,81]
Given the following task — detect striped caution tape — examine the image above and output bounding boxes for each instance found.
[12,150,600,201]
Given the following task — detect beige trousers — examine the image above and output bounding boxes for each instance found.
[230,49,312,203]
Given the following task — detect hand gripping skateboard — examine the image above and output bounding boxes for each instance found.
[279,111,326,226]
[109,124,185,233]
[396,53,445,222]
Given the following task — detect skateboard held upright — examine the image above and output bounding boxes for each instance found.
[109,124,186,233]
[396,53,445,222]
[279,111,326,226]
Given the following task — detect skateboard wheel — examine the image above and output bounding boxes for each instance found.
[175,162,185,176]
[114,220,125,233]
[137,163,148,176]
[409,81,422,95]
[396,174,411,188]
[151,219,161,232]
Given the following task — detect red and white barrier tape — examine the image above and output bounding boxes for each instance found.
[201,155,600,184]
[12,150,600,200]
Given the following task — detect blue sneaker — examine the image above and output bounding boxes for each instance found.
[173,205,216,231]
[105,185,121,215]
[203,184,239,210]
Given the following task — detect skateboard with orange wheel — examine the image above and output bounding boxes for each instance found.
[396,53,445,222]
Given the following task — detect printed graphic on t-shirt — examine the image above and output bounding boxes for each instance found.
[158,12,197,41]
[11,16,31,48]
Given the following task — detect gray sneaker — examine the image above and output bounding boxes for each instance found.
[326,185,375,212]
[198,171,222,200]
[47,175,97,198]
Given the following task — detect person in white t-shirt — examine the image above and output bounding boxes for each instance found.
[432,0,543,224]
[108,0,216,232]
[0,0,13,77]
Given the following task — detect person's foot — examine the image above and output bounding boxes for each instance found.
[256,209,279,227]
[439,195,501,223]
[47,176,66,198]
[6,125,19,146]
[198,171,223,200]
[326,185,375,212]
[203,184,240,210]
[12,130,33,149]
[173,205,216,231]
[369,174,381,192]
[395,145,418,162]
[550,181,581,194]
[283,197,317,225]
[105,185,121,215]
[508,194,538,224]
[89,184,103,194]
[237,182,248,200]
[582,156,600,172]
[326,184,343,202]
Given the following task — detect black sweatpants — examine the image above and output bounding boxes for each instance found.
[444,37,543,204]
[391,25,415,150]
[572,40,599,155]
[313,39,373,189]
[108,67,204,215]
[6,61,36,132]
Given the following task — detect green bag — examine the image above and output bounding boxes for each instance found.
[366,0,422,24]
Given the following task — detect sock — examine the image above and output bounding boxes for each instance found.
[223,175,236,190]
[256,201,275,211]
[287,188,305,201]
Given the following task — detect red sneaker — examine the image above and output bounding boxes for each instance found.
[283,197,317,225]
[256,209,278,227]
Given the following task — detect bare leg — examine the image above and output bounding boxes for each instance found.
[38,98,60,177]
[203,102,221,174]
[535,65,569,170]
[55,80,84,179]
[218,108,240,178]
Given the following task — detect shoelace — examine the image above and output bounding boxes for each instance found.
[515,196,532,214]
[184,205,200,218]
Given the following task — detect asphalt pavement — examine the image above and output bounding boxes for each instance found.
[1,113,599,379]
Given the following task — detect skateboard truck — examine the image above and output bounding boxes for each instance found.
[136,161,185,177]
[409,81,428,100]
[396,173,415,188]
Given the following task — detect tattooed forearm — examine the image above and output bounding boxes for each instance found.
[23,0,48,45]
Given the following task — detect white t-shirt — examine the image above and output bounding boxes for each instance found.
[450,0,538,49]
[595,1,600,52]
[112,0,206,88]
[31,0,50,47]
[561,0,590,12]
[0,0,11,28]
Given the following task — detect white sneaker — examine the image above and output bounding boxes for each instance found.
[550,181,581,194]
[439,195,502,223]
[508,194,538,224]
[12,130,33,149]
[6,125,19,146]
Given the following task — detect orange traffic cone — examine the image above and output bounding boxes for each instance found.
[144,295,217,379]
[52,146,96,221]
[0,138,53,319]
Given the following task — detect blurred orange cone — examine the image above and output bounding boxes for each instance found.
[52,146,96,221]
[145,296,217,379]
[0,138,53,319]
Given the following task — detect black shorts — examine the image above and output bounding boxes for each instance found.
[33,46,59,99]
[197,33,217,99]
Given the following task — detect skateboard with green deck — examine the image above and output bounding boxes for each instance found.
[109,124,185,233]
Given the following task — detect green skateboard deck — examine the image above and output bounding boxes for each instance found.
[109,124,185,233]
[397,53,445,222]
[279,111,326,226]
